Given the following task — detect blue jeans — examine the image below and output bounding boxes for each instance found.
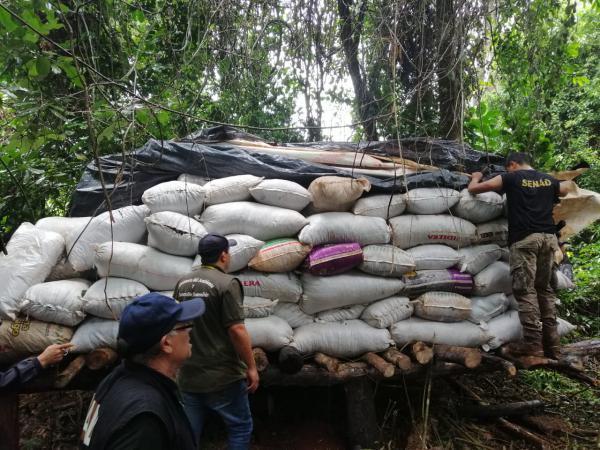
[182,380,253,450]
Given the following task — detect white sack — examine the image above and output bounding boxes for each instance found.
[484,310,522,350]
[249,179,312,211]
[83,277,149,319]
[300,272,404,314]
[361,296,413,329]
[146,212,207,256]
[477,219,509,246]
[391,318,490,347]
[243,297,278,319]
[21,279,91,326]
[203,175,263,205]
[298,212,390,246]
[352,194,406,218]
[66,205,149,271]
[193,234,264,272]
[177,173,210,185]
[358,245,415,277]
[36,216,91,240]
[500,247,510,262]
[558,317,576,336]
[308,176,371,212]
[468,293,510,324]
[472,261,512,296]
[71,318,119,353]
[95,242,193,291]
[453,189,504,224]
[199,202,308,241]
[0,319,73,363]
[457,244,502,275]
[390,215,476,249]
[290,320,393,358]
[402,270,473,298]
[273,303,314,328]
[413,292,471,322]
[0,224,64,320]
[407,245,460,270]
[142,181,205,215]
[554,270,575,290]
[316,304,365,323]
[406,188,460,214]
[236,271,302,303]
[245,316,293,351]
[507,294,519,311]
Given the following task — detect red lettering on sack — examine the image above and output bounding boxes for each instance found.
[242,280,261,287]
[427,234,457,241]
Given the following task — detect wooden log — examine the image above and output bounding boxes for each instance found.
[54,355,86,389]
[314,352,340,373]
[562,339,600,357]
[252,347,269,372]
[0,391,18,450]
[277,346,304,374]
[481,353,517,377]
[382,347,413,371]
[461,400,545,419]
[499,351,599,387]
[450,379,550,449]
[409,341,433,365]
[361,352,395,378]
[433,344,482,369]
[85,348,118,370]
[344,377,378,448]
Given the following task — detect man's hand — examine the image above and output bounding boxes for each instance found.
[470,171,484,182]
[246,367,259,393]
[37,343,75,368]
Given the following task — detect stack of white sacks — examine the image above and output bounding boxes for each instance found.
[0,174,576,364]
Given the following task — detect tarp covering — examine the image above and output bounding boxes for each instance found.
[70,130,485,216]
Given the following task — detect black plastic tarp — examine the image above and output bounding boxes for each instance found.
[70,127,507,217]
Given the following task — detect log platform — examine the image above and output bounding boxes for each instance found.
[1,340,597,450]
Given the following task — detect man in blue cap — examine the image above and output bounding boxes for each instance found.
[175,233,258,450]
[80,293,205,450]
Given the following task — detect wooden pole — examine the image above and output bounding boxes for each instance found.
[314,352,340,373]
[481,353,517,377]
[409,341,434,365]
[0,391,19,450]
[252,348,269,372]
[54,356,86,389]
[361,352,395,378]
[433,345,482,369]
[85,348,118,371]
[382,347,413,371]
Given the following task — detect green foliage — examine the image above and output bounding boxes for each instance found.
[520,370,599,405]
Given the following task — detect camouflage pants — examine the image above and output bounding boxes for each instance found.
[509,233,560,347]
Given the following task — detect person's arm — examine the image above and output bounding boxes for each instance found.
[0,343,73,391]
[467,173,503,194]
[228,323,259,393]
[104,413,169,450]
[222,280,259,393]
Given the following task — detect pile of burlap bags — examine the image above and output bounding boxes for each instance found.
[0,174,576,363]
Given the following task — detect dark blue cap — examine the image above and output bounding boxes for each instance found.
[197,233,237,259]
[118,293,205,356]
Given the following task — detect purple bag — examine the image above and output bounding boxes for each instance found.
[303,243,363,276]
[403,269,473,298]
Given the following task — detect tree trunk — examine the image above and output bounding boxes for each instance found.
[337,0,379,141]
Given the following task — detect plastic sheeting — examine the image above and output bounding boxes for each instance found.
[69,129,473,216]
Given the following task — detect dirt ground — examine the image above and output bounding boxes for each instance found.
[17,359,599,449]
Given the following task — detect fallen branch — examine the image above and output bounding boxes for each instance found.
[85,348,118,370]
[54,356,86,389]
[408,341,434,365]
[434,344,481,369]
[314,352,340,373]
[382,347,413,371]
[481,353,517,377]
[461,400,545,419]
[361,352,395,378]
[253,348,269,372]
[562,339,600,357]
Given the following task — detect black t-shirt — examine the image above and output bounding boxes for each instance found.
[501,169,560,245]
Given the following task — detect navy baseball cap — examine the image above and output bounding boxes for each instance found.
[197,233,237,259]
[118,293,205,356]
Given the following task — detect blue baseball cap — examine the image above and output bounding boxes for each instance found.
[118,293,205,356]
[197,233,237,259]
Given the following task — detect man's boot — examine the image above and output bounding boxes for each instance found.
[542,325,561,359]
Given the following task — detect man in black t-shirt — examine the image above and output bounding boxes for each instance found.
[468,152,569,358]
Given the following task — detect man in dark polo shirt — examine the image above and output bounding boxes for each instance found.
[468,152,569,358]
[175,233,258,449]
